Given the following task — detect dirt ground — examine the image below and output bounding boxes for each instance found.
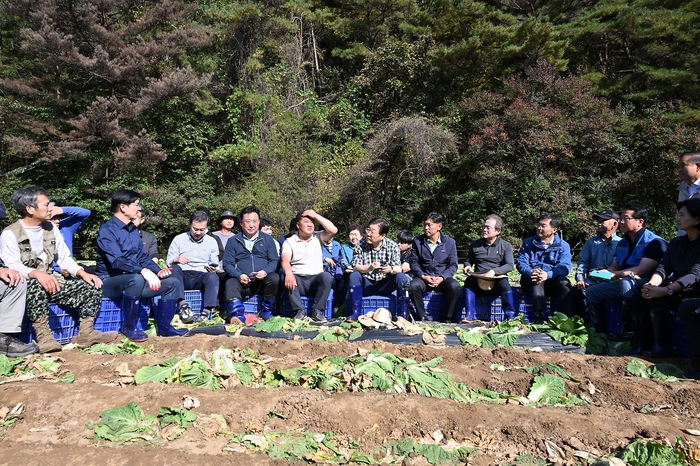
[2,327,700,465]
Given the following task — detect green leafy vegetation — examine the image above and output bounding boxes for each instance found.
[538,313,606,355]
[82,339,148,355]
[455,318,527,348]
[88,402,159,444]
[615,438,694,466]
[626,359,686,382]
[0,354,73,383]
[229,429,475,465]
[132,346,587,408]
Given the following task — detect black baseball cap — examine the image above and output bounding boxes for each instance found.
[592,210,620,221]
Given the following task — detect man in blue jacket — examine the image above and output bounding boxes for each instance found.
[516,213,573,319]
[409,212,461,322]
[223,205,280,323]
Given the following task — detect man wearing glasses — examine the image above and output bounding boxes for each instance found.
[96,189,184,340]
[222,206,280,324]
[167,209,221,323]
[585,203,667,332]
[345,218,410,321]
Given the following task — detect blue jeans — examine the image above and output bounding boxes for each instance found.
[170,266,220,308]
[586,276,647,306]
[347,271,409,298]
[101,274,180,301]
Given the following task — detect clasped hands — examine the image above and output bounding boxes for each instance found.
[530,268,548,285]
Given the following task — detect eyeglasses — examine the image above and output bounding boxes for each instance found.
[366,228,380,235]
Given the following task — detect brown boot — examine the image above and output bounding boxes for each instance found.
[32,316,62,353]
[71,316,120,347]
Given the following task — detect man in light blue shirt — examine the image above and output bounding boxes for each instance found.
[167,210,220,323]
[568,210,621,317]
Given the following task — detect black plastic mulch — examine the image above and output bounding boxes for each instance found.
[184,322,585,353]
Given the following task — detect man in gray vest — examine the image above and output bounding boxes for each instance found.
[0,186,117,353]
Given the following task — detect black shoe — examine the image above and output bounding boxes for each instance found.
[179,302,194,324]
[0,333,38,357]
[192,312,209,323]
[293,309,307,320]
[311,309,327,322]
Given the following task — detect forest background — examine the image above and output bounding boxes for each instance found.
[1,0,699,260]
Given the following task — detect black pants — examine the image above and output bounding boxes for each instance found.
[519,275,572,314]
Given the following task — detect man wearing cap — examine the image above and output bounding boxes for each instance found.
[516,213,573,319]
[408,212,460,322]
[213,210,238,261]
[585,203,667,332]
[463,214,516,321]
[567,210,622,317]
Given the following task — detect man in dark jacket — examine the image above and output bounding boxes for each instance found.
[408,212,460,322]
[222,205,280,323]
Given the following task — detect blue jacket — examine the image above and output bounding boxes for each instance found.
[516,233,572,279]
[409,233,458,279]
[322,239,344,279]
[223,231,280,278]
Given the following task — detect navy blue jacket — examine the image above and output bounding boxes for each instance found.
[409,233,459,279]
[223,231,280,278]
[95,216,161,277]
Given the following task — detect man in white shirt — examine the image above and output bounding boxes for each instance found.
[0,186,117,353]
[167,209,221,323]
[280,210,337,321]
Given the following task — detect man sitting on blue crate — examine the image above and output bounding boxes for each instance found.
[463,214,516,322]
[0,257,38,357]
[585,203,667,333]
[222,205,280,324]
[96,189,185,342]
[280,209,337,322]
[408,212,461,322]
[567,210,621,318]
[166,209,221,323]
[346,218,410,321]
[0,186,118,353]
[516,213,573,320]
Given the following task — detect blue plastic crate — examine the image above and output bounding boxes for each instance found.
[243,295,261,315]
[94,297,151,333]
[514,290,559,323]
[280,290,334,319]
[671,313,696,358]
[361,295,397,316]
[605,301,624,336]
[476,295,504,322]
[48,303,79,344]
[184,290,203,313]
[424,291,467,321]
[460,293,504,322]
